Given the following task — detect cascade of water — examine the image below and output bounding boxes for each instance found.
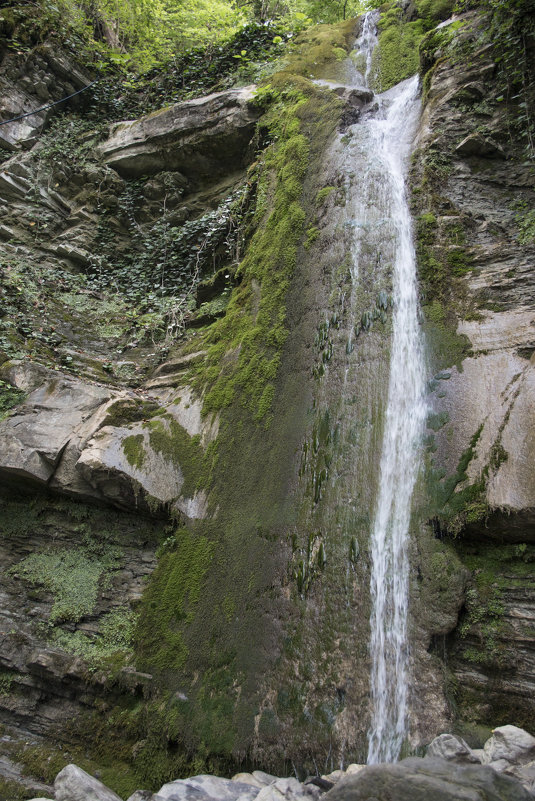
[354,9,379,85]
[365,75,427,764]
[344,11,427,765]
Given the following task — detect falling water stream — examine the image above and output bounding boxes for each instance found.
[344,13,428,764]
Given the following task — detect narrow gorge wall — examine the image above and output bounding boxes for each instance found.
[409,4,535,739]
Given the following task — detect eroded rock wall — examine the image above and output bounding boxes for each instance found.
[410,7,535,736]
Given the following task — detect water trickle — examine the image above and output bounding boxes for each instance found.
[354,9,379,86]
[344,12,428,764]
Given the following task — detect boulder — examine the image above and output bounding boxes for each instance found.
[323,756,534,801]
[126,792,153,801]
[426,733,481,763]
[232,774,268,788]
[152,775,261,801]
[482,725,535,766]
[99,88,260,179]
[506,761,535,794]
[256,777,308,801]
[54,764,122,801]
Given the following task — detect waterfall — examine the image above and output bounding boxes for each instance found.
[365,75,427,764]
[346,12,427,764]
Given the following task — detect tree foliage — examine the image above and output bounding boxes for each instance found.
[17,0,371,70]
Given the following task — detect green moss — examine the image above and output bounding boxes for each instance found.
[9,545,120,623]
[370,5,425,92]
[513,202,535,244]
[315,185,336,206]
[136,527,213,672]
[427,411,450,431]
[0,378,25,420]
[270,20,355,82]
[447,247,473,276]
[103,399,159,428]
[148,417,204,497]
[124,19,357,774]
[0,777,33,801]
[0,671,15,696]
[122,433,147,469]
[424,424,485,533]
[304,225,320,249]
[52,606,137,667]
[195,85,341,422]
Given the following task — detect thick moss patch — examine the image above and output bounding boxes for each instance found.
[136,528,213,673]
[369,0,456,93]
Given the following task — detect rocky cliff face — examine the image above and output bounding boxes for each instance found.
[410,6,535,738]
[0,2,534,797]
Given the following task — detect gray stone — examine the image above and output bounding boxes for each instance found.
[256,778,305,801]
[232,774,266,788]
[482,725,535,766]
[152,775,261,801]
[427,733,481,763]
[506,760,535,793]
[54,763,122,801]
[126,792,153,801]
[99,87,260,179]
[152,351,207,377]
[323,756,535,801]
[455,133,505,158]
[0,367,112,486]
[251,772,280,786]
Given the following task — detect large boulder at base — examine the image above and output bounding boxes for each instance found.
[54,763,122,801]
[99,87,260,179]
[482,726,535,767]
[323,756,534,801]
[152,775,262,801]
[426,733,481,763]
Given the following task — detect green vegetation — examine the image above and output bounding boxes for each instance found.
[52,606,138,665]
[424,424,486,534]
[454,541,534,675]
[454,0,535,159]
[0,379,25,420]
[123,433,147,469]
[369,0,455,92]
[315,185,336,206]
[9,545,121,623]
[195,26,348,420]
[136,527,213,672]
[514,202,535,244]
[147,417,206,496]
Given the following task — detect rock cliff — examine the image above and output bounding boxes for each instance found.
[0,1,534,797]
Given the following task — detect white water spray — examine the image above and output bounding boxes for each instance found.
[346,12,427,764]
[365,75,427,764]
